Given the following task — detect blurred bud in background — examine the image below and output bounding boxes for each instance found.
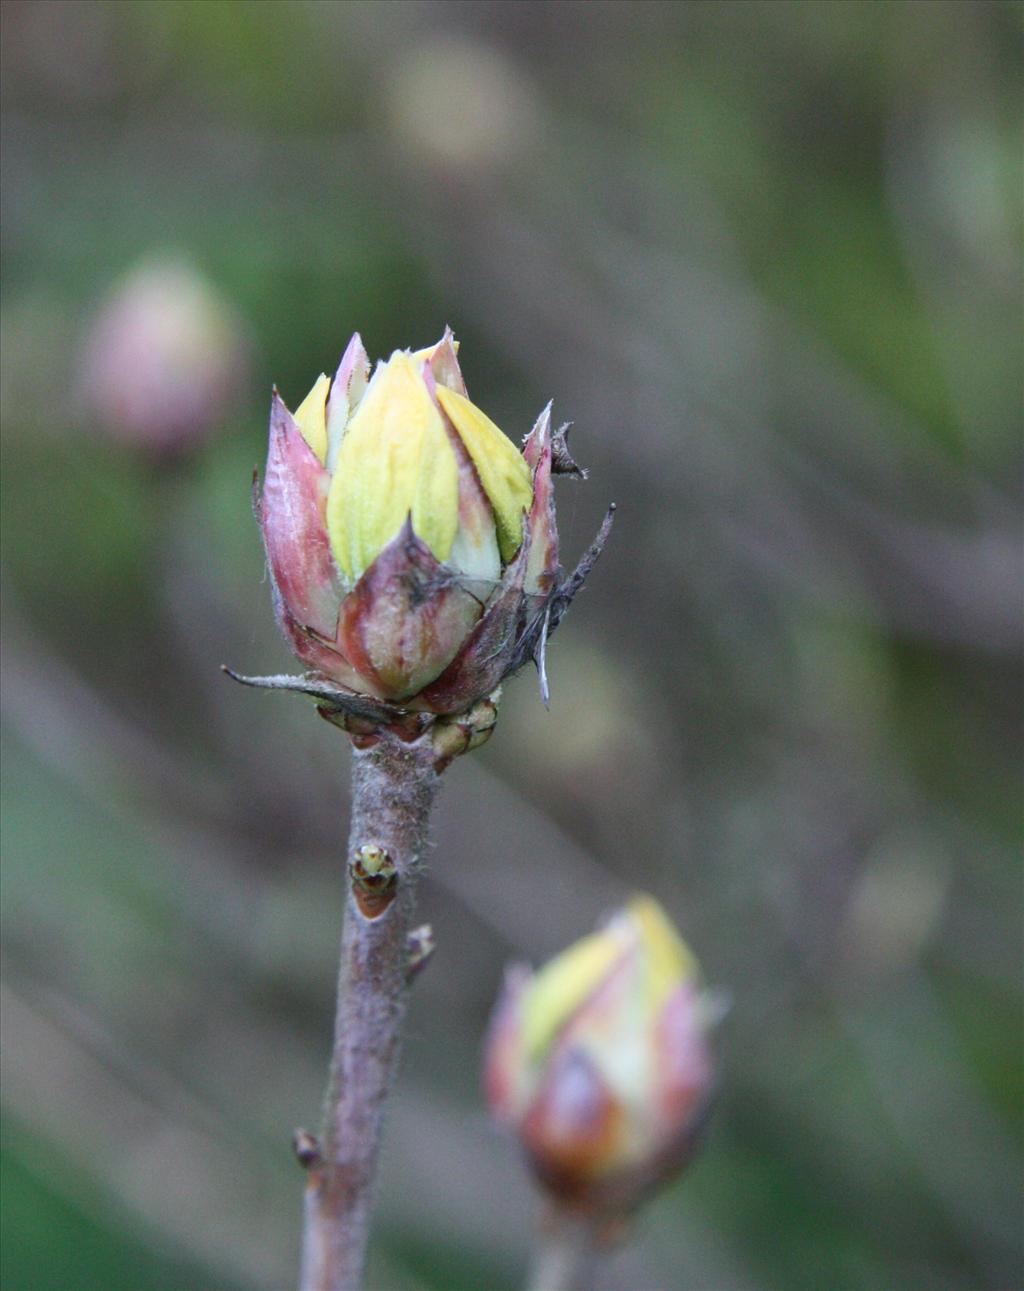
[484,895,714,1216]
[835,832,952,990]
[79,255,249,459]
[383,37,540,170]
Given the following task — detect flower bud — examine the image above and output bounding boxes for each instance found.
[484,896,714,1213]
[80,255,248,458]
[252,329,614,728]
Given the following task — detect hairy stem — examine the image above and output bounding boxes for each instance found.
[527,1208,603,1291]
[299,734,440,1291]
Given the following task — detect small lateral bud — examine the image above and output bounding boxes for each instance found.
[292,1128,323,1172]
[464,693,500,750]
[430,687,502,769]
[350,843,397,918]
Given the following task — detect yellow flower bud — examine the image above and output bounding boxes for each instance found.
[248,327,614,722]
[484,895,713,1211]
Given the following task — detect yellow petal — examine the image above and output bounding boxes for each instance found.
[411,337,460,361]
[293,372,330,463]
[626,894,697,1007]
[327,353,459,580]
[435,385,532,564]
[522,928,625,1062]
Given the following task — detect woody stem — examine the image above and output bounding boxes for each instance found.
[298,734,440,1291]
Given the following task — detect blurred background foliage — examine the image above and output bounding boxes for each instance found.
[1,2,1021,1288]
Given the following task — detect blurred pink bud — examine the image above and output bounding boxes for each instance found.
[483,896,714,1214]
[247,330,613,728]
[80,256,249,457]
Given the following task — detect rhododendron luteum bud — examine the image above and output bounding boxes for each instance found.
[484,896,714,1211]
[256,330,612,726]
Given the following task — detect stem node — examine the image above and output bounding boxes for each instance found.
[293,1129,323,1172]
